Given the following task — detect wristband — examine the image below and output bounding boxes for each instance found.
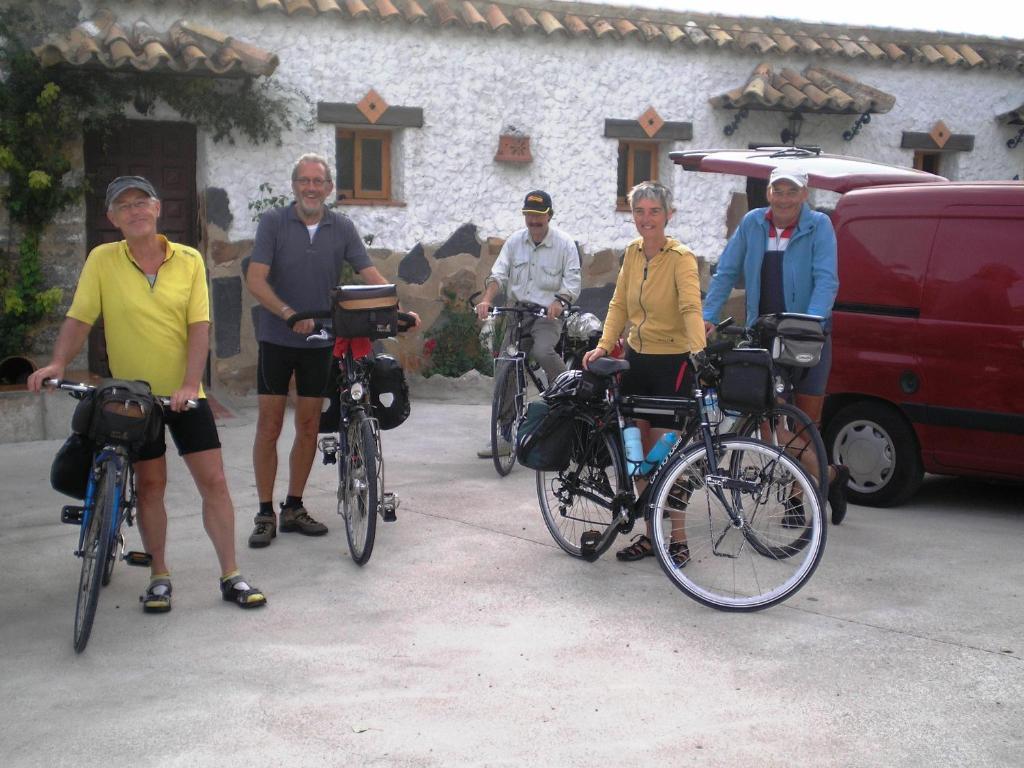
[280,305,292,319]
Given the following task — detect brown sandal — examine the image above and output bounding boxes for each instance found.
[616,534,653,561]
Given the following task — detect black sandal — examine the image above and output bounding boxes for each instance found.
[141,576,172,613]
[616,534,653,561]
[220,573,267,609]
[668,540,690,568]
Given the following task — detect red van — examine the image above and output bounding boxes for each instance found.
[674,148,1024,506]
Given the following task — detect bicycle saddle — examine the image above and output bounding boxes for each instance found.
[589,358,630,377]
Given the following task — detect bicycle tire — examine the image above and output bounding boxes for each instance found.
[101,533,122,587]
[100,468,129,587]
[649,437,826,612]
[536,412,626,558]
[732,403,829,504]
[342,415,379,566]
[490,360,519,476]
[74,461,116,652]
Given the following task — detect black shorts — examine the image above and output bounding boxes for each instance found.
[135,399,222,461]
[257,341,333,397]
[620,348,696,430]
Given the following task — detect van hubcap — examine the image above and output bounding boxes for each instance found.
[833,420,895,493]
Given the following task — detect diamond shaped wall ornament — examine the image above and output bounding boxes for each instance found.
[638,106,664,138]
[929,119,950,149]
[357,89,388,124]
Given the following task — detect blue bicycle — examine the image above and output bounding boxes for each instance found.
[48,379,193,652]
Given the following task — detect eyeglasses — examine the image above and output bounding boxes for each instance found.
[295,177,329,187]
[112,199,154,213]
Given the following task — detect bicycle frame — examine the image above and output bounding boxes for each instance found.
[76,446,132,560]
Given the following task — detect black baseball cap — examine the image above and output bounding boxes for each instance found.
[521,190,553,215]
[105,176,159,209]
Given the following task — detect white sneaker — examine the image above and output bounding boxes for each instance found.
[477,438,512,458]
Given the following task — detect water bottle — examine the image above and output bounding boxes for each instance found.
[639,432,678,476]
[622,422,644,476]
[702,388,721,424]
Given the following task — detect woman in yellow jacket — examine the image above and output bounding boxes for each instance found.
[583,181,705,564]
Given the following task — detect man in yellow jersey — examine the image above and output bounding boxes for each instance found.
[28,176,266,613]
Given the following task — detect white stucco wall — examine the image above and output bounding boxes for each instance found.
[86,1,1024,263]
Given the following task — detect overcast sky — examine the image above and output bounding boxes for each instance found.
[586,0,1023,40]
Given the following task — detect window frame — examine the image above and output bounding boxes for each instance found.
[335,127,392,204]
[617,140,659,211]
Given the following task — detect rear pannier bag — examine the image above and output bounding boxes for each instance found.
[331,284,400,340]
[717,349,775,414]
[760,314,826,368]
[369,354,411,430]
[72,379,162,450]
[515,400,577,472]
[50,432,95,499]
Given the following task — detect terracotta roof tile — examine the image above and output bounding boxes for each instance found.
[711,62,896,114]
[78,1,1024,73]
[33,9,279,77]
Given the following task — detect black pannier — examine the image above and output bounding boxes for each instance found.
[369,354,411,430]
[759,314,826,368]
[331,284,400,340]
[50,432,95,499]
[717,348,775,413]
[71,379,162,451]
[515,400,577,472]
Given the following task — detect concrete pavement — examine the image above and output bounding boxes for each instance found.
[1,393,1022,767]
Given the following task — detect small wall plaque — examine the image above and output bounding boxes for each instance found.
[495,134,532,163]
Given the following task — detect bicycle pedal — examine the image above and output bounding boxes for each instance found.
[125,551,152,567]
[579,529,601,554]
[60,506,83,525]
[319,436,338,465]
[381,492,399,522]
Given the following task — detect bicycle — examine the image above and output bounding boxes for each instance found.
[533,348,827,611]
[287,286,415,566]
[710,313,832,519]
[472,292,595,477]
[46,378,194,652]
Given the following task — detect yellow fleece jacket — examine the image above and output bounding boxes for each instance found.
[597,237,706,355]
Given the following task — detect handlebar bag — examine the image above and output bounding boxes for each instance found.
[515,400,577,472]
[332,284,399,340]
[760,315,826,368]
[717,349,774,413]
[81,379,162,451]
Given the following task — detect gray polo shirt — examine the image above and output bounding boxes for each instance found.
[251,203,372,348]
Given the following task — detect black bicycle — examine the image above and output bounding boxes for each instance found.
[47,378,193,652]
[288,284,415,565]
[533,349,826,611]
[473,293,597,477]
[710,313,833,521]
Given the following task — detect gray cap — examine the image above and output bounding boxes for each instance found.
[105,176,158,209]
[768,168,808,188]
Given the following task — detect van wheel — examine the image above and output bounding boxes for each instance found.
[825,402,923,508]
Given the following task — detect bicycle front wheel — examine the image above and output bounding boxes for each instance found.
[74,462,116,652]
[342,415,379,566]
[649,437,826,612]
[490,359,520,476]
[732,403,829,505]
[536,413,626,558]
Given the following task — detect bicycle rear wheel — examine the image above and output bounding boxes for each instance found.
[536,413,626,558]
[732,403,828,504]
[342,415,379,565]
[74,462,116,652]
[649,437,826,612]
[490,359,520,476]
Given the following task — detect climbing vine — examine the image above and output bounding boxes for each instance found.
[0,7,312,359]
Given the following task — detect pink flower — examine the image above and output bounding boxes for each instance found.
[423,338,437,356]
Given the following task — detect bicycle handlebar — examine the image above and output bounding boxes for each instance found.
[44,379,197,410]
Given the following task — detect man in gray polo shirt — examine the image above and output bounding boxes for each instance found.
[474,189,582,457]
[245,152,391,547]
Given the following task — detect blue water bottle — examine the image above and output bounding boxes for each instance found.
[639,432,678,475]
[622,422,644,476]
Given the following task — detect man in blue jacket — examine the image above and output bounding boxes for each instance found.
[702,167,850,521]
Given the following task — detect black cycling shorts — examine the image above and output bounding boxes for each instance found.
[257,341,333,397]
[135,399,222,461]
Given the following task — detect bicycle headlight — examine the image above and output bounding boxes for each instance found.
[350,382,365,401]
